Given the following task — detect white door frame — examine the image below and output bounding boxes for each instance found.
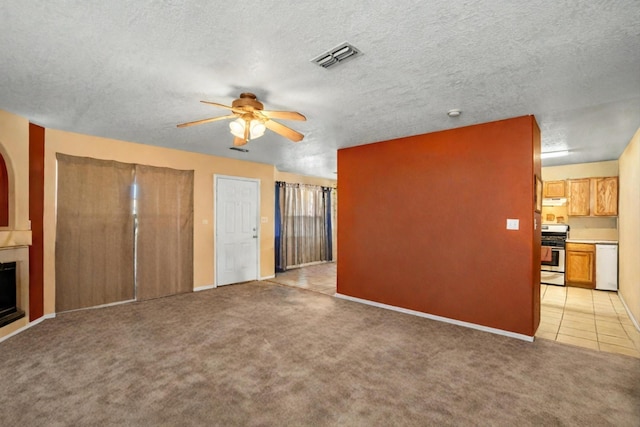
[213,174,261,286]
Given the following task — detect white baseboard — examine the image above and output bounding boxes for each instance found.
[197,277,274,290]
[334,293,534,342]
[618,291,640,332]
[0,312,56,344]
[58,299,135,314]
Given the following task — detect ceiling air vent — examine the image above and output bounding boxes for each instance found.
[311,42,362,69]
[229,147,249,153]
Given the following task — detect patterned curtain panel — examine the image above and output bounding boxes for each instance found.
[275,182,333,271]
[55,154,135,312]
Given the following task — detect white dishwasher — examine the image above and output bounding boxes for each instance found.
[596,244,618,291]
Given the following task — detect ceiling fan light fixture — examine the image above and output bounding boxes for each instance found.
[229,118,245,138]
[179,92,305,143]
[229,118,266,140]
[249,120,266,139]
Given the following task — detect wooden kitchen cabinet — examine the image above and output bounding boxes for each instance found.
[543,180,566,198]
[593,177,618,216]
[565,243,595,288]
[567,178,591,216]
[567,176,618,217]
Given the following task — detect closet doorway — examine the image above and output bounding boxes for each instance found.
[55,155,193,312]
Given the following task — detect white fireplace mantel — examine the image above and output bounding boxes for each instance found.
[0,230,32,248]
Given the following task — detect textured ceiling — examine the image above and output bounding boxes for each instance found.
[1,1,639,178]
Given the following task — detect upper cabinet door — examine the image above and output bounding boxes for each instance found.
[543,180,566,198]
[593,177,618,216]
[567,178,590,216]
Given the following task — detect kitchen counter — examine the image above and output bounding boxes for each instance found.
[566,239,618,244]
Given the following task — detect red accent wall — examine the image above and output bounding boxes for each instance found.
[0,154,8,226]
[337,116,541,336]
[29,123,45,321]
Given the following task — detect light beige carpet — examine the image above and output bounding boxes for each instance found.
[1,282,638,426]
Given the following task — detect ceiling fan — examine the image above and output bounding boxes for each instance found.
[177,92,306,146]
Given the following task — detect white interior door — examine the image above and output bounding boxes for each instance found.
[215,176,259,286]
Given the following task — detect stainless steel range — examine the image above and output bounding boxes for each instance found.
[541,224,570,286]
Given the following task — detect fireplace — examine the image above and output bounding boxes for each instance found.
[0,261,24,327]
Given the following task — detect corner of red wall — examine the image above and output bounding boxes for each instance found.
[28,123,45,321]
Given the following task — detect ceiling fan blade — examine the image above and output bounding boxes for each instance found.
[200,100,246,115]
[177,114,237,128]
[234,137,247,147]
[264,120,304,142]
[200,101,233,110]
[260,110,307,121]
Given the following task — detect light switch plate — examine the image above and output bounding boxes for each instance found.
[506,219,519,230]
[261,216,268,223]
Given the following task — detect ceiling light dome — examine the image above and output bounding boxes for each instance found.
[229,118,245,138]
[249,120,266,139]
[229,118,266,140]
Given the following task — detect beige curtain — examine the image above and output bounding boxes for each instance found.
[280,183,330,268]
[135,165,193,300]
[55,154,135,312]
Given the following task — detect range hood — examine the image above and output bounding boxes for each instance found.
[542,197,567,207]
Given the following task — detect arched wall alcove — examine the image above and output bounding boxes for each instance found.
[0,142,13,228]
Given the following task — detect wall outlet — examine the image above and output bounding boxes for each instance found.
[506,219,519,230]
[261,217,268,223]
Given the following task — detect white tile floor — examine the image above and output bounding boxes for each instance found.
[537,284,640,358]
[270,264,640,359]
[268,262,337,295]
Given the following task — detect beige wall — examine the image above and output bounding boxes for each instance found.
[0,110,32,246]
[541,160,619,241]
[618,127,640,326]
[43,129,279,315]
[0,106,339,320]
[542,160,619,180]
